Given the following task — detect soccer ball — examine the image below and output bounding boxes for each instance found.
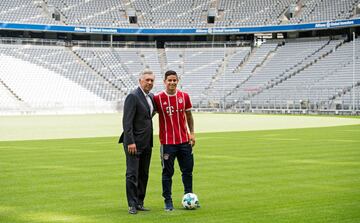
[182,193,199,209]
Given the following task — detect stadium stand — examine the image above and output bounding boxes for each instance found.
[0,75,22,113]
[0,35,358,114]
[289,0,358,23]
[206,42,276,102]
[0,1,359,114]
[0,50,113,114]
[226,37,341,104]
[0,0,61,24]
[339,86,360,110]
[1,44,125,101]
[1,0,359,27]
[45,0,130,27]
[165,47,227,104]
[215,0,295,26]
[131,0,211,28]
[73,47,162,91]
[246,37,359,110]
[73,47,137,91]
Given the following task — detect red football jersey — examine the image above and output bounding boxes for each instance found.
[154,90,192,145]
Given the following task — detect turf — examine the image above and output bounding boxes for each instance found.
[1,125,359,223]
[1,113,360,141]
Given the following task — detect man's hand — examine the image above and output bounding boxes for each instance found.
[189,133,195,147]
[128,143,137,155]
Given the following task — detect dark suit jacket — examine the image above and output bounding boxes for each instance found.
[119,87,155,149]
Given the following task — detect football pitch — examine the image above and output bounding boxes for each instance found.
[0,114,360,223]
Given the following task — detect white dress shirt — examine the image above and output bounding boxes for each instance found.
[140,87,153,115]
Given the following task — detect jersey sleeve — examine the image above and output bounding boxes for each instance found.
[153,94,161,114]
[184,92,192,111]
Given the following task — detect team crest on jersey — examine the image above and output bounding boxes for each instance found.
[178,98,183,103]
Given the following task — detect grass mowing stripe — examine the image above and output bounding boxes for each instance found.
[1,125,359,223]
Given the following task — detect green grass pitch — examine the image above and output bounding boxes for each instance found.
[1,125,359,223]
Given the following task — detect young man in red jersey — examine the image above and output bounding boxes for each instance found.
[153,70,196,211]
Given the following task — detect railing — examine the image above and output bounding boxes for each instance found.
[196,86,360,113]
[165,41,251,48]
[71,40,156,48]
[0,37,156,48]
[0,37,65,46]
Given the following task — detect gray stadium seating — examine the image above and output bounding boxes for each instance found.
[1,36,359,114]
[0,0,359,27]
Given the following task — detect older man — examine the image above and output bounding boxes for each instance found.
[119,69,155,214]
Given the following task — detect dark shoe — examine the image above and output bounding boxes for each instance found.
[128,206,137,214]
[164,201,174,211]
[136,205,150,211]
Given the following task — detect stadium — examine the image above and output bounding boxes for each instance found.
[0,0,360,222]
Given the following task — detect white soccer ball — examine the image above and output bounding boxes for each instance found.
[182,193,199,210]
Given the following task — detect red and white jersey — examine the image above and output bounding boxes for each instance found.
[154,90,192,145]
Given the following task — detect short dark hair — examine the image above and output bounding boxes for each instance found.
[164,70,178,80]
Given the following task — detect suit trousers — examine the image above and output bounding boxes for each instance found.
[124,146,152,207]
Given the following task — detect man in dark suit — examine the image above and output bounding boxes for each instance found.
[119,69,155,214]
